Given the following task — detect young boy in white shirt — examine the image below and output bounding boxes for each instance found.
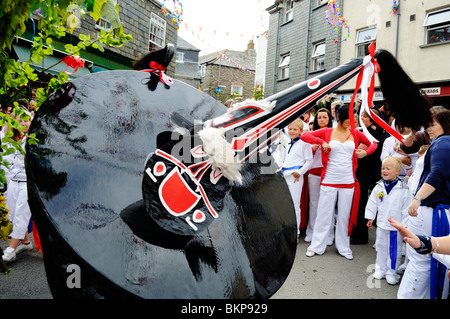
[365,156,413,285]
[281,119,313,238]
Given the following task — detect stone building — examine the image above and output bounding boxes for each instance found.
[174,36,202,88]
[199,41,257,103]
[264,0,339,97]
[338,0,450,108]
[14,0,178,80]
[264,0,450,108]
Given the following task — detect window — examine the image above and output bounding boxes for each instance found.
[176,52,184,63]
[285,0,294,22]
[149,12,166,50]
[201,65,206,77]
[424,8,450,44]
[95,16,112,31]
[311,42,326,72]
[231,84,243,96]
[94,0,115,32]
[278,54,290,80]
[356,27,377,57]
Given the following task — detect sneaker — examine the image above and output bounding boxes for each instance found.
[15,242,33,254]
[386,274,400,285]
[373,271,385,280]
[2,247,16,262]
[340,252,353,260]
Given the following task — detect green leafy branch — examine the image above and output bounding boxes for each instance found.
[0,0,132,275]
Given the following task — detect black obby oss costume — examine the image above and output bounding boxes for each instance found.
[26,43,431,299]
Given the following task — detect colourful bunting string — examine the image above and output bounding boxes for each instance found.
[161,0,183,30]
[182,21,268,56]
[217,51,255,76]
[326,0,350,44]
[179,0,268,54]
[369,0,399,15]
[390,1,399,15]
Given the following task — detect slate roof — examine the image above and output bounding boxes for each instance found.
[199,47,256,71]
[177,36,200,52]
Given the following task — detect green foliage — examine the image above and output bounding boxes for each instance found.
[0,0,132,109]
[0,190,11,274]
[0,0,32,52]
[251,84,264,101]
[0,1,132,274]
[231,91,241,99]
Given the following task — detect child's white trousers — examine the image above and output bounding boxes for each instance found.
[285,174,304,236]
[6,180,31,240]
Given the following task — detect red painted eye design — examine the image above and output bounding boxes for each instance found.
[193,210,206,223]
[153,161,166,176]
[307,78,320,90]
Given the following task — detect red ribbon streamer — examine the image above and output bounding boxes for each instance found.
[61,55,85,74]
[349,42,404,143]
[141,61,173,85]
[32,221,42,254]
[148,61,166,73]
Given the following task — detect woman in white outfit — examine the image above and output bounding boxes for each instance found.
[300,105,377,260]
[396,110,450,299]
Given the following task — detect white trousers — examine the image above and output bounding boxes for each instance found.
[307,185,354,255]
[6,180,31,240]
[306,175,334,242]
[375,227,403,277]
[398,206,450,299]
[285,174,304,236]
[306,174,320,239]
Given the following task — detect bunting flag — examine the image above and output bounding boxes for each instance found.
[217,51,255,76]
[179,0,269,54]
[182,21,268,54]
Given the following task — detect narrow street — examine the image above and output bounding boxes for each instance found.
[273,227,399,299]
[1,227,399,299]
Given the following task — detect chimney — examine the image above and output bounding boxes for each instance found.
[247,40,255,51]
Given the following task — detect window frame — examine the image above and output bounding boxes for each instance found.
[231,84,243,96]
[94,0,115,32]
[424,8,450,45]
[284,0,294,23]
[311,42,326,72]
[278,54,290,80]
[149,12,166,50]
[95,16,112,32]
[176,52,184,63]
[355,27,377,57]
[200,65,206,77]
